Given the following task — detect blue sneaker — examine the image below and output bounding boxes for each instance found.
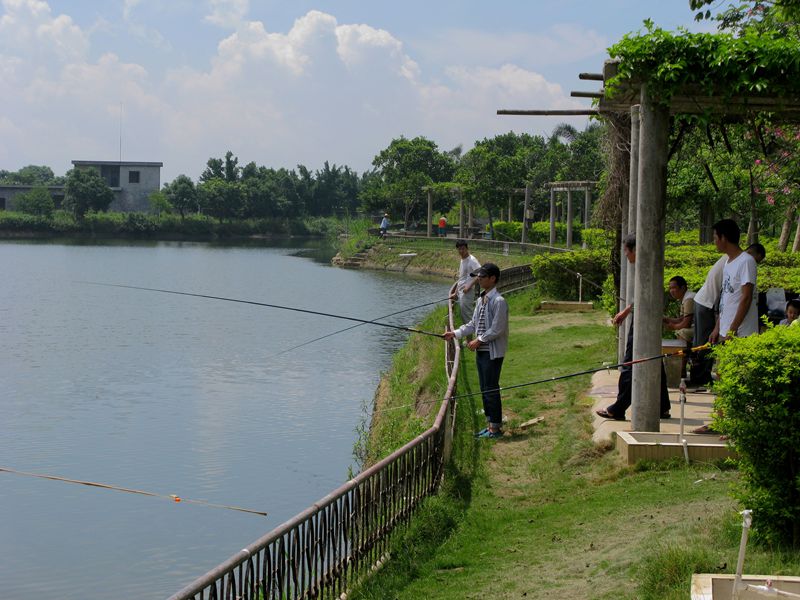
[477,429,502,439]
[474,427,489,438]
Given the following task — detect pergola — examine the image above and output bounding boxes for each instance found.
[499,59,800,432]
[545,180,597,249]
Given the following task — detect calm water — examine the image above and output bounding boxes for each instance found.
[0,239,446,599]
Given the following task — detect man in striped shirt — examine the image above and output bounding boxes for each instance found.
[444,262,509,439]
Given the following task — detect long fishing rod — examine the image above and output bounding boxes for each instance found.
[79,282,444,339]
[373,343,712,413]
[269,295,452,358]
[272,280,541,358]
[0,466,267,517]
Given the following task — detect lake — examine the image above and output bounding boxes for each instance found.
[0,239,447,599]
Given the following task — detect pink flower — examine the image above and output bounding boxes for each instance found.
[755,159,762,165]
[784,186,791,194]
[755,186,762,193]
[767,194,775,205]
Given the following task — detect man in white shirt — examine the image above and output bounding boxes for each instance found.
[711,220,761,342]
[452,240,481,324]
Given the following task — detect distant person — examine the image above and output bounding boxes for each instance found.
[780,299,800,326]
[379,213,390,238]
[444,263,508,439]
[452,239,481,324]
[596,233,671,421]
[710,220,760,343]
[438,215,447,237]
[662,275,695,379]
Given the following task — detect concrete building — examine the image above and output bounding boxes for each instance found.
[71,160,163,212]
[0,160,163,213]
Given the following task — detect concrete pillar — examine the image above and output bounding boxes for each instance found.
[468,202,473,228]
[632,88,669,433]
[582,188,591,249]
[566,189,574,249]
[427,189,433,238]
[459,189,465,238]
[622,105,640,363]
[521,184,530,244]
[549,188,556,246]
[508,193,513,222]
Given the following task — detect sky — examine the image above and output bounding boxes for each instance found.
[0,0,719,183]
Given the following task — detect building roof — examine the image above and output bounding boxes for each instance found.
[71,160,163,167]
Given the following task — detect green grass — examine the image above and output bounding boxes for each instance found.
[350,291,800,599]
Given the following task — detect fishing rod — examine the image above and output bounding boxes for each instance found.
[79,282,444,339]
[269,295,452,358]
[0,466,267,517]
[373,343,712,413]
[275,280,542,358]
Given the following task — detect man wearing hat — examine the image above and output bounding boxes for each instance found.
[444,262,508,439]
[379,213,390,238]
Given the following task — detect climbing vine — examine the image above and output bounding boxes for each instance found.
[606,22,800,109]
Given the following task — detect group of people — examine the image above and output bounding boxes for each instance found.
[598,218,795,423]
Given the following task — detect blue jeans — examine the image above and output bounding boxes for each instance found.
[476,351,504,427]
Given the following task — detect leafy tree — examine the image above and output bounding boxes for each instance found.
[148,191,172,216]
[0,165,59,186]
[163,174,199,219]
[63,168,114,218]
[198,178,244,222]
[200,158,224,182]
[363,136,455,226]
[14,186,55,217]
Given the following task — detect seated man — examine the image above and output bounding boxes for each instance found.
[662,276,695,379]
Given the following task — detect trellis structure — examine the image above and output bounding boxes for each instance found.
[500,49,800,432]
[545,180,598,249]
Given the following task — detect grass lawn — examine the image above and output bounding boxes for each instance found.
[352,292,800,600]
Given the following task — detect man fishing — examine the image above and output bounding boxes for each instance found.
[452,239,480,324]
[444,262,508,439]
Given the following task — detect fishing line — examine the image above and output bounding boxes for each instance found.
[79,282,444,339]
[0,466,268,517]
[372,343,712,413]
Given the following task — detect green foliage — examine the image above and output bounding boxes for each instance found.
[714,324,800,546]
[0,164,59,186]
[582,227,614,250]
[526,221,582,244]
[14,186,55,217]
[490,220,522,241]
[599,273,619,317]
[63,168,114,218]
[608,25,800,108]
[148,191,172,216]
[163,174,198,218]
[530,250,611,300]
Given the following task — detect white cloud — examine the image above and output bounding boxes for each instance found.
[205,0,249,28]
[0,0,88,61]
[0,3,586,181]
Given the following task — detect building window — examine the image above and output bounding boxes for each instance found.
[0,198,5,210]
[128,171,140,184]
[100,164,120,187]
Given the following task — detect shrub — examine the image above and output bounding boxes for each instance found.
[530,249,610,301]
[714,324,800,546]
[527,221,583,245]
[14,186,55,217]
[490,220,522,242]
[582,227,614,251]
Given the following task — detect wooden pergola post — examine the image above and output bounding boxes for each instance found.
[426,188,433,238]
[632,87,668,432]
[622,105,640,363]
[582,188,591,249]
[566,189,574,249]
[508,193,513,222]
[459,189,465,238]
[521,184,530,244]
[549,188,556,246]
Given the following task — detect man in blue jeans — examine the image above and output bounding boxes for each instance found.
[444,262,509,439]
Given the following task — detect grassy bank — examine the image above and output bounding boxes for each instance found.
[352,294,800,599]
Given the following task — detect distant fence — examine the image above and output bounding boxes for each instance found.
[167,288,462,600]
